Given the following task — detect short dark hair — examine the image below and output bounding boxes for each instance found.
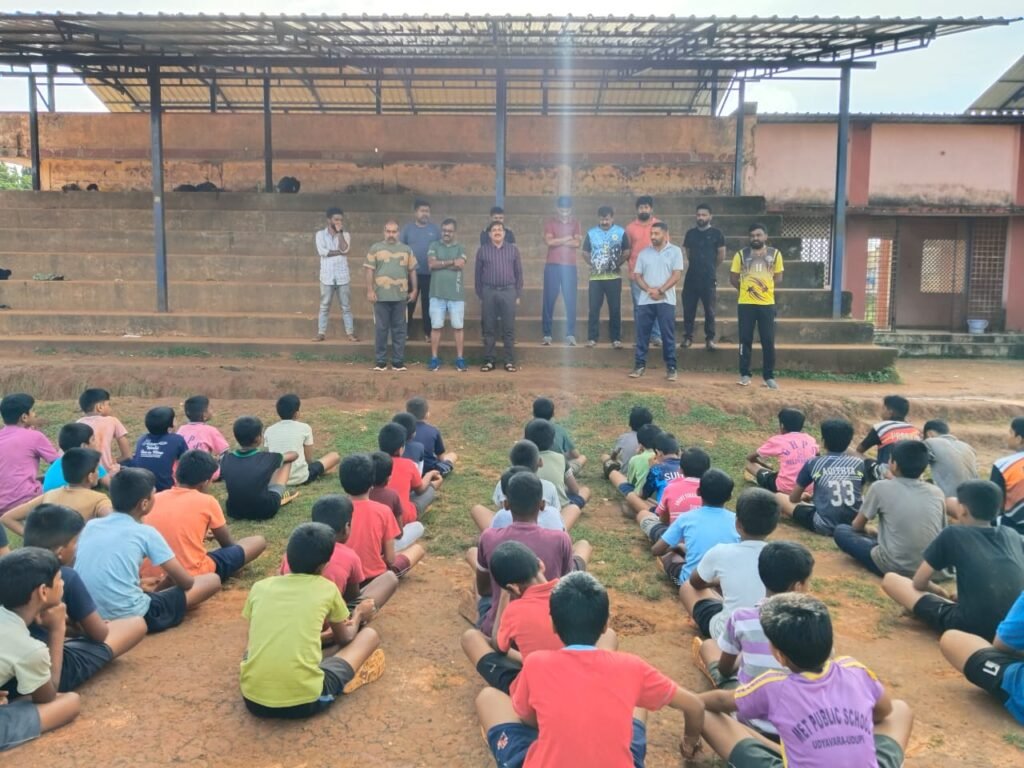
[778,408,805,433]
[679,447,711,479]
[183,395,209,422]
[0,547,61,609]
[923,419,950,435]
[110,467,156,512]
[654,432,679,456]
[286,522,336,575]
[956,480,1003,522]
[883,395,910,420]
[413,198,430,210]
[392,412,418,440]
[311,494,354,534]
[78,388,110,413]
[276,393,301,420]
[524,419,556,452]
[637,423,662,450]
[628,406,654,432]
[892,440,929,479]
[441,217,457,229]
[509,440,541,471]
[1013,416,1024,439]
[58,422,94,451]
[233,416,263,446]
[651,222,669,233]
[550,572,608,646]
[144,406,175,435]
[0,393,34,424]
[735,488,780,537]
[175,449,219,487]
[758,541,815,593]
[532,397,555,420]
[597,205,614,218]
[499,465,533,496]
[23,504,86,550]
[507,472,543,519]
[820,419,854,453]
[760,593,832,672]
[489,206,504,216]
[406,396,429,420]
[325,206,343,218]
[696,203,712,214]
[748,222,767,234]
[62,447,101,485]
[339,453,374,496]
[490,541,541,589]
[698,468,734,506]
[487,220,505,233]
[635,195,654,209]
[370,451,393,486]
[378,422,408,457]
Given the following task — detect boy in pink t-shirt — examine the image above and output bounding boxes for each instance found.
[0,393,60,514]
[745,408,818,495]
[76,387,130,473]
[175,395,230,480]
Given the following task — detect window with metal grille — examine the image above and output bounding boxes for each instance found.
[865,222,898,330]
[920,239,967,294]
[967,219,1007,329]
[781,215,832,285]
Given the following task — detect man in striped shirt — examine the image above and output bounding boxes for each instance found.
[475,222,523,372]
[992,416,1024,534]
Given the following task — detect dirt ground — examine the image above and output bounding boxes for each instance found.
[8,357,1024,767]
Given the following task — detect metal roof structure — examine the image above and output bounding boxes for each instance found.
[0,13,1016,115]
[968,54,1024,115]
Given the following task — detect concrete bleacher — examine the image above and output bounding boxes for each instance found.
[0,191,896,373]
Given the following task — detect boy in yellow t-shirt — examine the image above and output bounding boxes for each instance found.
[730,223,784,390]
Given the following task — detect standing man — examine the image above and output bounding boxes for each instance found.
[541,196,582,346]
[583,206,630,349]
[313,207,357,342]
[479,207,516,246]
[625,195,662,347]
[731,222,784,389]
[475,222,523,373]
[682,203,727,350]
[365,220,417,372]
[427,218,468,373]
[630,222,684,382]
[400,199,441,341]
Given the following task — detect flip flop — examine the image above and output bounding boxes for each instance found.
[342,649,386,694]
[280,491,300,507]
[480,361,495,372]
[504,363,517,372]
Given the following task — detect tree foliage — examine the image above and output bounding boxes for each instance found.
[0,164,32,190]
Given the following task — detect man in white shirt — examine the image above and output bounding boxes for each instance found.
[631,222,684,381]
[313,207,356,342]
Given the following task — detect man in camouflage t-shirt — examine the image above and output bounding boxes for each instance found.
[364,220,417,371]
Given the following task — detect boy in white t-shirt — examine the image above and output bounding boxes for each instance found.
[264,394,340,487]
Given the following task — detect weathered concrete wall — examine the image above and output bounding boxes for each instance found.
[745,122,839,205]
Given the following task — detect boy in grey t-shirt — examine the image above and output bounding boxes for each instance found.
[923,419,978,500]
[833,440,945,577]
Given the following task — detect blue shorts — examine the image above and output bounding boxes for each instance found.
[207,545,246,581]
[487,718,647,768]
[567,493,587,509]
[429,298,465,330]
[0,699,40,752]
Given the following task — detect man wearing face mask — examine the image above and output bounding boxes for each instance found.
[730,223,784,389]
[681,203,726,351]
[625,196,663,347]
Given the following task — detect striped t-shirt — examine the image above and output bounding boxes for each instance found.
[718,602,785,734]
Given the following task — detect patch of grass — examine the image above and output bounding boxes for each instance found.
[776,367,900,384]
[815,576,890,610]
[235,349,275,359]
[140,346,212,358]
[572,521,667,601]
[292,350,370,364]
[677,403,757,432]
[33,346,59,356]
[1004,732,1024,750]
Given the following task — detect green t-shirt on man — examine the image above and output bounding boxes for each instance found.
[427,241,467,301]
[365,241,415,302]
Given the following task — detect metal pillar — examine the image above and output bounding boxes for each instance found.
[831,65,852,319]
[263,76,273,192]
[149,68,169,313]
[46,64,56,112]
[710,69,719,116]
[28,74,40,191]
[209,75,217,112]
[495,69,507,208]
[732,78,746,196]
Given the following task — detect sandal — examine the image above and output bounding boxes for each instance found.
[504,363,517,372]
[480,361,495,372]
[280,491,300,507]
[346,334,359,342]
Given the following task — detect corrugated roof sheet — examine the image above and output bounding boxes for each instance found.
[969,54,1024,114]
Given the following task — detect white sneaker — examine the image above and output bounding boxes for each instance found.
[542,336,552,346]
[566,336,577,347]
[763,378,780,390]
[738,375,751,386]
[612,340,623,349]
[587,340,597,348]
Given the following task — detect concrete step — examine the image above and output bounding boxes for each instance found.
[0,310,874,344]
[0,334,897,374]
[0,280,846,316]
[874,331,1024,359]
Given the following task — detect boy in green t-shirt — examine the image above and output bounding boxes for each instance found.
[426,218,468,372]
[364,221,417,372]
[240,522,385,718]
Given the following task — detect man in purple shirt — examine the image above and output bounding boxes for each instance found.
[475,221,524,372]
[0,393,60,515]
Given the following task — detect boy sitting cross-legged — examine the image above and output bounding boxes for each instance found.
[378,422,441,527]
[856,394,922,481]
[264,394,341,487]
[17,505,147,692]
[241,522,386,719]
[0,548,80,751]
[744,408,818,496]
[76,387,131,474]
[700,593,914,768]
[220,416,299,521]
[407,396,458,476]
[461,541,617,694]
[991,416,1024,535]
[42,422,110,492]
[526,418,591,512]
[608,431,680,523]
[130,406,188,493]
[74,468,222,633]
[637,447,710,542]
[530,397,586,476]
[142,450,267,580]
[602,405,654,469]
[475,571,705,766]
[0,393,59,517]
[367,451,414,537]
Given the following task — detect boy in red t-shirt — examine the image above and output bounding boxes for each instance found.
[368,450,421,547]
[378,423,441,524]
[339,453,424,581]
[462,541,617,693]
[475,571,704,766]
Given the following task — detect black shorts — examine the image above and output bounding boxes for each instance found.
[207,545,246,581]
[791,503,817,531]
[692,598,725,638]
[244,657,355,719]
[432,460,454,477]
[303,461,325,485]
[912,593,962,634]
[144,587,188,634]
[661,553,684,585]
[963,647,1018,704]
[59,638,114,692]
[567,492,587,509]
[754,469,778,493]
[476,652,522,694]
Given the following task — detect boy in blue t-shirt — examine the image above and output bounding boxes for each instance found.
[42,423,110,492]
[130,407,188,492]
[407,396,458,476]
[651,469,739,584]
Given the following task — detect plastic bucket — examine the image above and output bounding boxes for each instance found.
[966,318,988,335]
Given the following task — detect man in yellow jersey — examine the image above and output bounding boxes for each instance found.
[730,223,783,389]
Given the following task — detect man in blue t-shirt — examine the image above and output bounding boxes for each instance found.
[400,199,442,340]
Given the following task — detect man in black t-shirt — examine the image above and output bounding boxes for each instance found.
[681,203,727,350]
